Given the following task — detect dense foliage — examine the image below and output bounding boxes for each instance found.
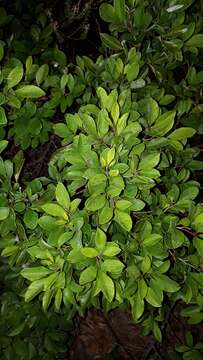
[0,0,203,358]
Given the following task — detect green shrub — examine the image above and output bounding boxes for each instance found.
[0,0,203,358]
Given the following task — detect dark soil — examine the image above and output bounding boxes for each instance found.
[68,305,203,359]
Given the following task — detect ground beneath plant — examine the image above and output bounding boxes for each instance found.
[68,304,203,359]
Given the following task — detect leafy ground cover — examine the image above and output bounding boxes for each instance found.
[0,0,203,359]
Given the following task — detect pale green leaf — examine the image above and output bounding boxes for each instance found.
[168,127,196,141]
[95,228,107,252]
[143,234,162,247]
[99,205,113,225]
[81,247,99,258]
[101,259,124,274]
[114,209,132,232]
[85,194,106,212]
[0,106,7,126]
[7,66,23,89]
[116,200,132,210]
[79,266,97,285]
[41,203,68,220]
[98,271,115,302]
[0,206,9,220]
[150,111,176,136]
[21,267,52,281]
[25,280,44,302]
[36,64,49,85]
[55,182,70,209]
[15,85,45,98]
[146,287,162,307]
[103,243,121,257]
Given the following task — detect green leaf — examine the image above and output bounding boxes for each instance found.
[79,266,97,285]
[106,89,118,112]
[153,322,162,342]
[98,271,115,302]
[99,4,115,23]
[103,243,121,257]
[188,313,203,325]
[132,292,144,321]
[130,79,145,89]
[192,213,203,232]
[181,305,200,317]
[186,34,203,48]
[36,64,49,85]
[100,33,122,50]
[25,280,44,302]
[41,48,67,67]
[15,85,45,98]
[101,259,124,274]
[25,55,33,74]
[60,73,69,92]
[117,113,129,136]
[1,245,18,257]
[55,182,70,209]
[99,205,113,225]
[168,127,196,141]
[116,200,132,210]
[41,203,68,220]
[23,210,38,229]
[114,210,132,232]
[138,278,148,299]
[95,228,107,252]
[193,237,203,256]
[124,62,139,81]
[131,199,145,211]
[53,48,67,67]
[150,111,176,136]
[54,289,62,310]
[138,97,159,125]
[88,174,107,195]
[0,42,4,61]
[114,0,126,22]
[97,109,110,137]
[154,275,180,293]
[85,194,106,212]
[146,287,162,307]
[100,147,115,167]
[21,267,52,281]
[7,66,23,89]
[96,87,108,108]
[42,289,53,312]
[166,4,184,12]
[0,106,7,126]
[27,245,53,260]
[43,273,58,291]
[107,176,125,196]
[0,140,8,153]
[141,256,151,273]
[81,247,99,258]
[139,153,160,170]
[70,198,81,214]
[9,323,25,337]
[0,206,9,220]
[159,95,176,105]
[143,234,162,247]
[111,103,119,124]
[63,287,75,305]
